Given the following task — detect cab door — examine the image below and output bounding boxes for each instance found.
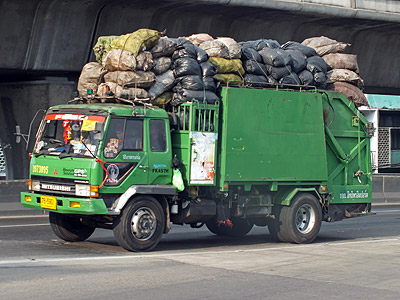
[102,118,148,187]
[147,119,172,185]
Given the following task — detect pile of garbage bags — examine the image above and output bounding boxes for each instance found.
[78,28,364,108]
[302,36,368,107]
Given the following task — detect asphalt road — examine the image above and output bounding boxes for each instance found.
[0,206,399,299]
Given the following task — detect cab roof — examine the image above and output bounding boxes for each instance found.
[47,103,168,118]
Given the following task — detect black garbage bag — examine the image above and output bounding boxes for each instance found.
[195,46,209,63]
[262,39,280,49]
[173,57,202,77]
[152,57,172,75]
[174,75,204,91]
[200,61,217,77]
[244,74,269,87]
[279,73,301,85]
[306,55,329,74]
[203,76,217,92]
[172,38,198,60]
[298,70,314,86]
[171,89,219,106]
[239,40,267,51]
[285,49,307,73]
[281,41,317,57]
[266,65,292,80]
[259,48,291,67]
[243,60,268,76]
[241,47,263,62]
[151,37,177,58]
[314,71,327,88]
[240,39,280,51]
[148,70,175,100]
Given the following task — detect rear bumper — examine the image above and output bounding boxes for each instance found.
[21,192,108,215]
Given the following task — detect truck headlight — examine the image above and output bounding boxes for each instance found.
[75,184,90,197]
[31,179,41,191]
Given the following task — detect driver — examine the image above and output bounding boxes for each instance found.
[104,122,124,157]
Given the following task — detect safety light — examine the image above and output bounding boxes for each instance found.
[25,196,32,202]
[70,201,81,208]
[319,185,328,193]
[31,179,41,191]
[90,185,99,197]
[28,179,31,191]
[75,184,90,197]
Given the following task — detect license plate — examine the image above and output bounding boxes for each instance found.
[40,196,57,210]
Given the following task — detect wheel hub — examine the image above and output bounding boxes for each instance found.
[295,204,316,234]
[131,208,156,240]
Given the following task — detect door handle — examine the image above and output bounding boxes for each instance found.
[138,165,149,169]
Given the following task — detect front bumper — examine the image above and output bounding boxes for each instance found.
[21,192,108,215]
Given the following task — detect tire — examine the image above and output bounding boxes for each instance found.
[49,212,96,242]
[267,205,289,243]
[206,217,254,237]
[269,193,322,244]
[113,196,165,252]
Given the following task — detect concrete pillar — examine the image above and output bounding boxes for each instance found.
[0,79,76,179]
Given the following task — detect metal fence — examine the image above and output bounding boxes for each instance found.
[0,143,6,179]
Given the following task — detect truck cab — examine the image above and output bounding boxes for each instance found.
[22,103,176,250]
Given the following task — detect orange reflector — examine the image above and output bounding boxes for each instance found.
[25,196,32,202]
[70,201,81,208]
[224,184,228,189]
[28,179,32,191]
[90,185,99,197]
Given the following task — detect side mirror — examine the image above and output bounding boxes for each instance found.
[14,125,28,144]
[15,125,21,144]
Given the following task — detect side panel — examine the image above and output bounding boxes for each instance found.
[323,92,372,204]
[218,87,328,185]
[171,103,219,186]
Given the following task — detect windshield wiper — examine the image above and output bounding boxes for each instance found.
[59,152,74,159]
[33,150,47,157]
[48,138,64,145]
[80,140,97,159]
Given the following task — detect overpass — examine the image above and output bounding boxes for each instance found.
[1,0,400,179]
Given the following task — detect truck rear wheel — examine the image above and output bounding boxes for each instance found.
[268,193,322,244]
[113,196,165,252]
[49,212,96,242]
[206,217,254,237]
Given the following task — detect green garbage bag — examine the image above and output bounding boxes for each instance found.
[172,169,185,191]
[152,92,173,107]
[93,36,119,63]
[214,73,243,85]
[208,57,245,75]
[110,29,160,56]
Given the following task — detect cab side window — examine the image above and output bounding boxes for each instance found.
[104,119,144,158]
[149,120,167,152]
[124,119,143,151]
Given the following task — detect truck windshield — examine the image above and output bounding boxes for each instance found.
[33,113,105,158]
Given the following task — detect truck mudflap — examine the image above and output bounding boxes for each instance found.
[21,192,108,215]
[326,203,373,222]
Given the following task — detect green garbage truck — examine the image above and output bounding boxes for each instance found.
[21,86,373,251]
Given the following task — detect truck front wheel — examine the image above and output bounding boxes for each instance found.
[268,193,322,244]
[113,196,165,252]
[49,212,96,242]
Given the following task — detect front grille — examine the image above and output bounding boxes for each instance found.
[31,175,89,196]
[40,182,75,194]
